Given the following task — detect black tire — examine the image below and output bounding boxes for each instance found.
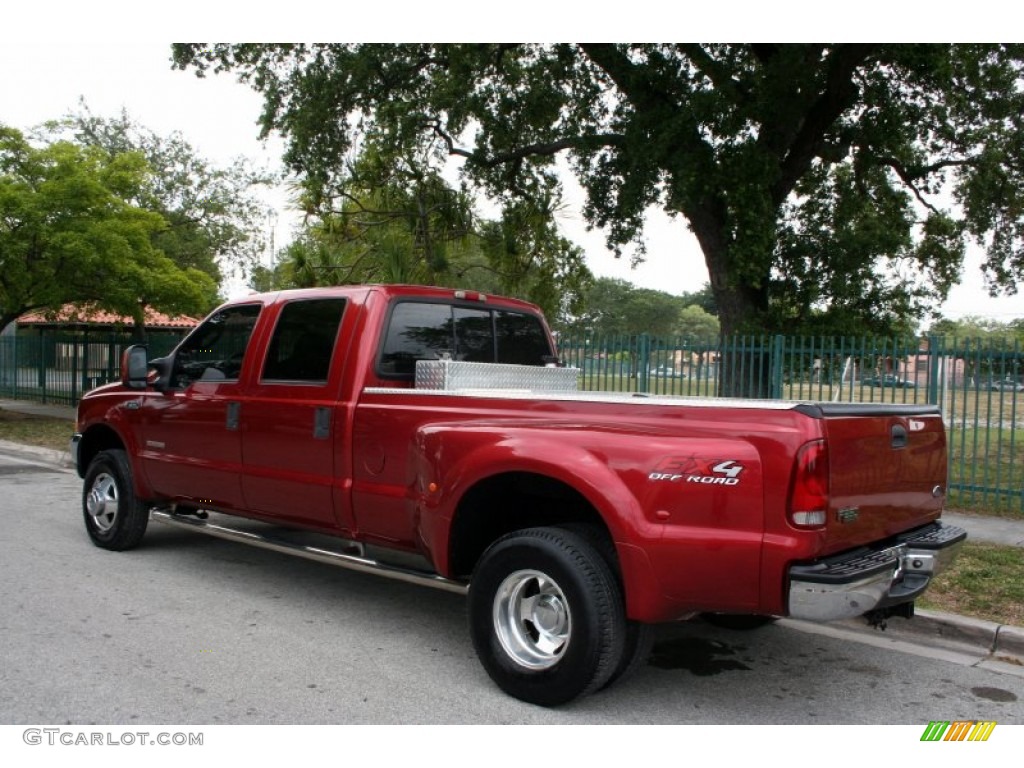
[609,621,655,687]
[556,523,654,688]
[82,449,149,551]
[468,527,626,707]
[701,613,778,631]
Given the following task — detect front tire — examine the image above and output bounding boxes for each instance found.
[468,527,626,707]
[82,449,149,551]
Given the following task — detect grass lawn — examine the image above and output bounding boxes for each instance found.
[0,409,73,451]
[919,542,1024,628]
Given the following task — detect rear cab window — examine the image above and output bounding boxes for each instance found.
[377,300,552,381]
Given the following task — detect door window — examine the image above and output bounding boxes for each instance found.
[170,304,261,388]
[261,298,347,383]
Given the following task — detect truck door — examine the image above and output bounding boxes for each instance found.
[239,297,354,532]
[138,303,262,511]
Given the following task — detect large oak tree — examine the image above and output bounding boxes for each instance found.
[173,44,1024,392]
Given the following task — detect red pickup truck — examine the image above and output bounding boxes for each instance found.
[72,284,965,706]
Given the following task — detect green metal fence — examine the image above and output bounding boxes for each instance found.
[0,331,186,407]
[1,327,1020,513]
[559,332,1023,513]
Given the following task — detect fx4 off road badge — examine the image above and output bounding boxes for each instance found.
[648,456,745,486]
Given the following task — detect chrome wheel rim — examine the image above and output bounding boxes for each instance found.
[86,472,119,532]
[493,569,571,670]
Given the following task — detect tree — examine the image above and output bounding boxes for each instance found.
[0,125,215,331]
[252,149,591,321]
[565,277,682,336]
[173,44,1024,394]
[39,103,273,288]
[929,315,1023,344]
[676,304,719,339]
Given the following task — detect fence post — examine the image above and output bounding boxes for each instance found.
[927,335,942,406]
[37,332,47,403]
[636,334,650,394]
[770,334,785,400]
[71,334,79,404]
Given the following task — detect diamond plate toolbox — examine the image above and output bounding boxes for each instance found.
[415,360,579,392]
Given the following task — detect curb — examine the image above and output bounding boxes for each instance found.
[0,439,74,470]
[840,608,1024,667]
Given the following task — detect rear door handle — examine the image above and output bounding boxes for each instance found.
[891,424,907,449]
[314,407,331,439]
[226,402,241,431]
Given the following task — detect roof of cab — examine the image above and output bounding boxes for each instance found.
[225,284,544,313]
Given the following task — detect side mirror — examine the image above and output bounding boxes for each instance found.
[121,345,149,390]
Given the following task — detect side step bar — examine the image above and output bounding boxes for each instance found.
[150,511,469,596]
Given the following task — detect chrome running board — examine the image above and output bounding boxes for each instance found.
[150,510,469,595]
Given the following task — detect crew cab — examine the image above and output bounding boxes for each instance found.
[72,285,965,706]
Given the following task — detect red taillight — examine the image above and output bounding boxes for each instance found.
[789,439,829,529]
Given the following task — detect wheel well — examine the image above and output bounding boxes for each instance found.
[77,425,125,478]
[448,472,615,579]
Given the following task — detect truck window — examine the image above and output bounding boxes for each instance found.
[378,301,553,379]
[454,307,494,363]
[261,298,346,383]
[496,310,551,366]
[379,302,454,376]
[171,304,262,388]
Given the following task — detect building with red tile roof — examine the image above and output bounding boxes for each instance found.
[16,304,200,330]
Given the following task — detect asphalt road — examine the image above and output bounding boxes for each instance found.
[1,445,1022,726]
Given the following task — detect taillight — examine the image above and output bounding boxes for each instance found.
[789,439,829,529]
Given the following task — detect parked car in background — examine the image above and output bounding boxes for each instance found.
[862,374,917,388]
[648,365,678,378]
[987,378,1024,392]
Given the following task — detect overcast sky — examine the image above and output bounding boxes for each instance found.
[2,29,1021,324]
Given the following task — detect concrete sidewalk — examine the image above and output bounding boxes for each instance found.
[0,398,76,421]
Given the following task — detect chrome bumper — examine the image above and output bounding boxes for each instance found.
[788,522,966,622]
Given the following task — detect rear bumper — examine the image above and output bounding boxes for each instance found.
[787,521,966,622]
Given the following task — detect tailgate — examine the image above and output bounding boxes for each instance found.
[802,403,947,555]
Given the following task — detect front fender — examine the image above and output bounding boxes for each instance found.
[77,399,151,498]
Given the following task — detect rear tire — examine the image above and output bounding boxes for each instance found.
[555,523,654,687]
[82,449,149,551]
[468,527,626,706]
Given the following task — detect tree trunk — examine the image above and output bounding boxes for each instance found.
[130,306,148,344]
[689,208,773,399]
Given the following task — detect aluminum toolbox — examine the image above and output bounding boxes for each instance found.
[415,360,579,392]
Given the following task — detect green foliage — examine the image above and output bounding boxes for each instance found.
[929,315,1024,345]
[559,276,718,338]
[252,149,591,321]
[38,103,272,289]
[0,125,215,330]
[173,44,1024,353]
[676,304,719,339]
